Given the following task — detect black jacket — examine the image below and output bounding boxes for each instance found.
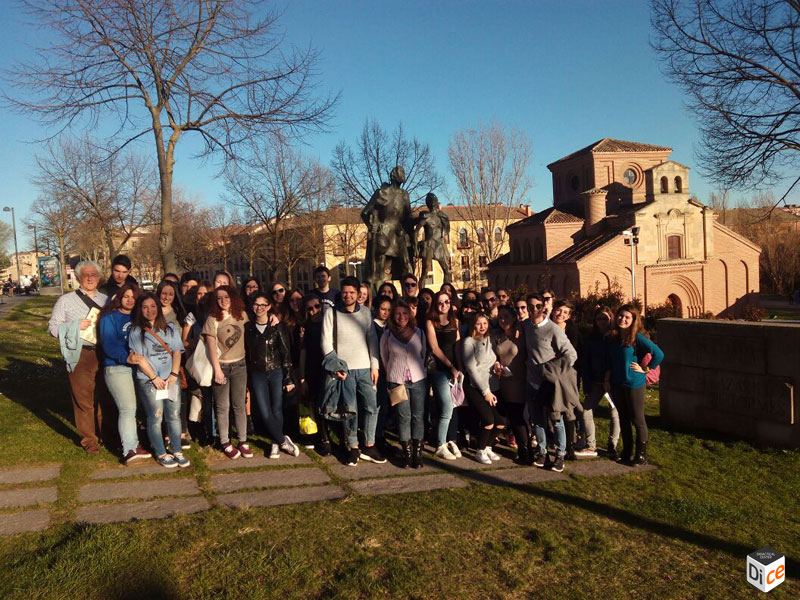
[244,320,293,385]
[99,274,139,298]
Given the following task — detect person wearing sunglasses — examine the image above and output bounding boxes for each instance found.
[270,282,288,306]
[299,295,333,455]
[402,273,419,299]
[497,288,510,306]
[540,289,556,318]
[244,292,299,459]
[521,292,577,473]
[514,296,530,323]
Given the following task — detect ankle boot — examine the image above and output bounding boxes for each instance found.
[565,420,577,461]
[515,442,530,466]
[411,439,423,469]
[399,441,411,469]
[633,440,648,466]
[607,440,619,462]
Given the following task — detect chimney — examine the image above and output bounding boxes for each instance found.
[581,188,607,236]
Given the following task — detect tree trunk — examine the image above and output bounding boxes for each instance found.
[154,124,179,274]
[57,232,67,292]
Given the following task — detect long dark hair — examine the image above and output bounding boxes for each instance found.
[132,292,168,343]
[609,303,643,347]
[101,282,141,317]
[208,285,246,321]
[427,290,458,329]
[156,279,186,322]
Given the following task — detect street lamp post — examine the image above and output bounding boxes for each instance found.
[348,260,362,278]
[28,225,39,281]
[3,207,21,289]
[621,226,640,302]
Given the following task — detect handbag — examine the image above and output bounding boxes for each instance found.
[298,398,318,435]
[450,372,465,407]
[185,336,218,387]
[388,383,408,406]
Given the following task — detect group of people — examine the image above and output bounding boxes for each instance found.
[48,256,663,474]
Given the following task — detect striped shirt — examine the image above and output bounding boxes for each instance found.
[48,289,108,339]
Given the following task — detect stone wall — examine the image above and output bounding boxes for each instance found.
[658,318,799,448]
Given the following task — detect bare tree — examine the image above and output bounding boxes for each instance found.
[25,194,77,287]
[6,0,337,272]
[448,123,532,280]
[32,136,157,264]
[651,0,800,193]
[332,118,444,206]
[225,141,333,279]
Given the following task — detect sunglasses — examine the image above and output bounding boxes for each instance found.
[272,288,285,294]
[531,303,544,310]
[438,300,450,306]
[515,305,528,312]
[485,297,497,303]
[404,282,417,288]
[542,296,553,301]
[306,304,321,311]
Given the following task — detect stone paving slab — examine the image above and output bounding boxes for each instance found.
[568,460,657,478]
[218,484,347,509]
[0,465,61,485]
[78,478,201,503]
[329,458,443,480]
[76,497,211,525]
[0,487,58,509]
[468,466,569,486]
[0,509,50,535]
[207,452,312,471]
[211,467,330,493]
[349,474,468,496]
[429,452,518,472]
[90,463,186,480]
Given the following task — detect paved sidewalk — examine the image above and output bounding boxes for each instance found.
[0,445,657,536]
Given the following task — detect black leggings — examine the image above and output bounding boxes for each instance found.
[465,385,507,448]
[501,401,529,454]
[613,385,648,450]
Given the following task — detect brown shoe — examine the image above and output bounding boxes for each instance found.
[86,445,100,455]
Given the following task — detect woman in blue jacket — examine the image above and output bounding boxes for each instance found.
[604,304,663,466]
[98,283,150,464]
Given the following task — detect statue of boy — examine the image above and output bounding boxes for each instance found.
[361,166,414,288]
[415,192,452,284]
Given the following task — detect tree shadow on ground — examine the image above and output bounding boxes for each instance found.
[431,459,800,576]
[0,356,82,448]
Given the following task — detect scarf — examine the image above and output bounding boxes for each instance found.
[389,323,416,345]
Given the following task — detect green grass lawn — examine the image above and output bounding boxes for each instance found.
[0,298,798,599]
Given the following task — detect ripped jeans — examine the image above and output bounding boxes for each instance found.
[136,379,182,457]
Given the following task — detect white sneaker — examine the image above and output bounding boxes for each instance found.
[269,443,280,459]
[447,440,462,458]
[280,435,300,457]
[474,448,492,465]
[435,444,457,460]
[486,446,501,461]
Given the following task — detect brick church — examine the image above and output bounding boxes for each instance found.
[488,138,760,317]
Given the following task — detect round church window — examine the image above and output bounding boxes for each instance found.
[623,169,637,185]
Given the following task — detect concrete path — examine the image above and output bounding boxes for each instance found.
[0,448,658,536]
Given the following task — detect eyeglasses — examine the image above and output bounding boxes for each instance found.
[82,273,99,279]
[253,303,269,309]
[404,281,417,288]
[272,288,285,294]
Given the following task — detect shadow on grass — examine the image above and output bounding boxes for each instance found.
[431,459,800,576]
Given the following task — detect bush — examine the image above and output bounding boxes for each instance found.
[742,304,765,321]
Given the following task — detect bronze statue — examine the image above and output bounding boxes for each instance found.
[414,192,452,284]
[361,166,414,288]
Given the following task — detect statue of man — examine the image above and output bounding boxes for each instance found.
[361,165,414,288]
[415,192,452,284]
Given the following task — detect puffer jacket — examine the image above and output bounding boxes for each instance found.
[244,320,293,386]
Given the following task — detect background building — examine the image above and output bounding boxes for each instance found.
[489,138,761,317]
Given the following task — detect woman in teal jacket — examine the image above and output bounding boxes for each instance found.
[605,304,663,466]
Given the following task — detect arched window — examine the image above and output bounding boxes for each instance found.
[667,235,682,259]
[660,176,669,193]
[477,227,486,244]
[534,239,544,262]
[512,240,521,263]
[458,228,468,247]
[674,176,683,193]
[494,227,502,242]
[523,240,532,262]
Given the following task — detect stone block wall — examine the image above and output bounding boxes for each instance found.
[658,318,799,448]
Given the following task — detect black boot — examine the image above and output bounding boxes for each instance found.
[411,439,423,469]
[515,443,530,466]
[565,420,577,461]
[399,441,411,469]
[607,440,619,462]
[633,440,648,466]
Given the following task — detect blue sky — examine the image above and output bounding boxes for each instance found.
[0,0,789,251]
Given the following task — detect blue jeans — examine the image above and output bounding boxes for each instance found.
[391,380,427,441]
[429,370,454,447]
[527,382,566,457]
[136,379,182,456]
[250,368,285,444]
[104,365,141,455]
[343,368,378,448]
